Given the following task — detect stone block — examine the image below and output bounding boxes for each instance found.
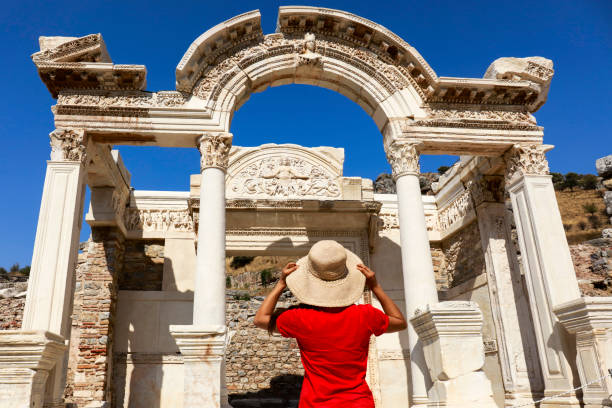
[596,155,612,179]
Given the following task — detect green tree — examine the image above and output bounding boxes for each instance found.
[0,267,7,275]
[260,268,273,286]
[563,172,580,191]
[9,263,19,274]
[19,266,30,277]
[579,174,599,190]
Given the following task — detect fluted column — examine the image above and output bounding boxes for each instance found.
[20,129,88,407]
[171,132,232,408]
[504,144,581,407]
[385,141,439,407]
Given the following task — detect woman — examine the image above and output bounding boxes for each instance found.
[254,240,408,407]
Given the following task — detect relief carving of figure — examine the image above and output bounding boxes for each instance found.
[297,32,322,66]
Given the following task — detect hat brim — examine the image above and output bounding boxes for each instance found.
[285,247,366,307]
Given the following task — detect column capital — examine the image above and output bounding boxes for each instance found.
[385,141,421,180]
[198,132,232,172]
[465,174,505,207]
[49,128,88,164]
[504,144,550,184]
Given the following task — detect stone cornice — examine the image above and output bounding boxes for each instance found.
[32,34,146,98]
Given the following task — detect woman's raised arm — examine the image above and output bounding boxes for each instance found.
[253,262,298,330]
[357,264,408,333]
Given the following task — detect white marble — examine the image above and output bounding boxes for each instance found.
[555,297,612,408]
[411,302,497,408]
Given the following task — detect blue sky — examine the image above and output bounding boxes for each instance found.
[1,1,610,268]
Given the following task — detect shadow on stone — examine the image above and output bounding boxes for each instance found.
[229,374,303,407]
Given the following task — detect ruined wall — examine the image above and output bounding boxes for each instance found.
[120,240,164,290]
[569,237,612,296]
[225,290,304,405]
[0,277,27,330]
[441,221,486,289]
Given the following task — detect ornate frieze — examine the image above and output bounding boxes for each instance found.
[229,156,340,198]
[385,142,420,180]
[123,208,194,232]
[32,34,109,63]
[438,189,474,232]
[49,128,87,163]
[198,133,232,171]
[56,91,187,109]
[504,144,549,183]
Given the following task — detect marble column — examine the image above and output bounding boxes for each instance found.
[170,132,232,408]
[505,144,581,407]
[385,141,439,407]
[5,129,88,407]
[468,174,544,406]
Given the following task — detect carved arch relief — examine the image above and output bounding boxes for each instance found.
[175,8,426,137]
[226,144,344,199]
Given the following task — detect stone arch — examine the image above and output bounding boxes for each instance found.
[176,7,439,138]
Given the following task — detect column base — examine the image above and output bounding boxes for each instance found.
[410,395,430,406]
[170,325,230,408]
[0,330,67,408]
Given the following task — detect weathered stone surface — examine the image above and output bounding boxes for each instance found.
[442,222,486,288]
[120,240,163,290]
[596,155,612,179]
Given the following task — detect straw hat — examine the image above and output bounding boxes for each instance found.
[286,240,366,307]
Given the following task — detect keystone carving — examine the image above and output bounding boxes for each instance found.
[297,32,322,66]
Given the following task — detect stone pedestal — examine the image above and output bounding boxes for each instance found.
[411,301,497,408]
[0,331,67,408]
[169,325,229,408]
[505,145,581,407]
[555,298,612,408]
[386,141,439,406]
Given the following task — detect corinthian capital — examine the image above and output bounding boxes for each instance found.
[385,141,421,180]
[49,128,87,163]
[198,133,232,172]
[504,144,549,183]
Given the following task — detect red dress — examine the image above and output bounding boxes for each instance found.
[276,304,389,407]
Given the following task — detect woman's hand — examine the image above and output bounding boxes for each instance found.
[357,264,379,290]
[277,262,298,289]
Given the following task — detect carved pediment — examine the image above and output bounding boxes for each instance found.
[226,144,344,199]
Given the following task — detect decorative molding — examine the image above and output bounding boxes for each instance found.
[229,156,340,199]
[385,141,420,180]
[57,91,187,109]
[438,188,474,233]
[32,34,109,63]
[198,133,232,171]
[123,208,194,232]
[49,128,87,163]
[504,144,549,183]
[526,61,554,81]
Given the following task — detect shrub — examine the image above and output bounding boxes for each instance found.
[9,263,19,274]
[583,202,598,215]
[0,267,6,275]
[580,174,599,190]
[226,276,232,288]
[563,223,572,232]
[578,221,588,230]
[588,215,602,229]
[260,268,273,286]
[230,256,255,269]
